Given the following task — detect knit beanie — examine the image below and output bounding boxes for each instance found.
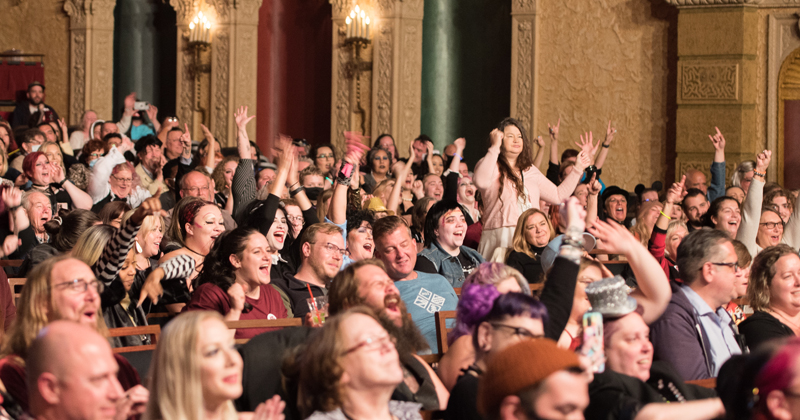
[478,338,580,415]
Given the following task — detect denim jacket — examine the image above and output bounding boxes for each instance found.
[418,241,485,288]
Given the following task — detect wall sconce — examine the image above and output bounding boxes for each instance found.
[186,10,212,114]
[189,11,212,45]
[342,4,372,133]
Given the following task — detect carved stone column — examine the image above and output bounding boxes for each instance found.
[171,0,262,145]
[64,0,117,125]
[664,0,760,181]
[509,0,536,135]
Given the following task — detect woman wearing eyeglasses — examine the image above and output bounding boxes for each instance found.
[88,139,152,212]
[361,147,391,194]
[22,151,93,211]
[311,144,337,178]
[183,227,288,339]
[442,288,547,420]
[289,306,422,420]
[738,244,800,350]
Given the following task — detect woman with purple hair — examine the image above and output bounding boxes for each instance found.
[442,287,548,420]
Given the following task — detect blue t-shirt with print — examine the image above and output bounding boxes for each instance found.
[394,271,458,354]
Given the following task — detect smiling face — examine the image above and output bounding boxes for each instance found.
[768,254,800,313]
[198,318,244,409]
[356,264,402,325]
[435,208,467,252]
[712,198,741,238]
[339,314,404,392]
[30,154,51,185]
[233,233,272,286]
[412,140,427,164]
[138,217,163,258]
[267,209,288,251]
[423,174,443,200]
[371,149,390,176]
[284,205,303,238]
[501,124,524,158]
[430,155,444,176]
[28,192,52,234]
[572,265,604,320]
[186,204,225,254]
[257,168,275,191]
[457,177,476,204]
[665,225,687,259]
[304,232,345,281]
[39,124,56,143]
[49,258,101,327]
[604,194,627,223]
[0,125,10,150]
[524,212,551,248]
[757,211,784,249]
[683,194,709,226]
[770,196,792,223]
[726,187,745,204]
[605,313,653,382]
[480,315,544,359]
[347,221,374,261]
[315,147,335,173]
[109,167,133,198]
[375,227,418,281]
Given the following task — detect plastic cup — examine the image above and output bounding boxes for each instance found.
[306,296,328,325]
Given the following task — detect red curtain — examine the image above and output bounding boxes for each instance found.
[0,62,44,102]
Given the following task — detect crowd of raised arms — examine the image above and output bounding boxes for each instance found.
[0,82,798,420]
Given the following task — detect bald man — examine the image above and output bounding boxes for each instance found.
[27,320,148,420]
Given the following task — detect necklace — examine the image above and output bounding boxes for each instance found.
[184,245,204,257]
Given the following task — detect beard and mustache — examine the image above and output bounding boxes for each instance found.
[375,294,429,356]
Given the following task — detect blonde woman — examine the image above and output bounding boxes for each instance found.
[504,208,555,284]
[212,155,240,215]
[143,311,284,420]
[630,200,663,247]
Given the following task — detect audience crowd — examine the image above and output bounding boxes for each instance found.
[0,82,799,420]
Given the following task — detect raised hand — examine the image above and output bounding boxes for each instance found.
[1,235,20,258]
[131,189,169,225]
[147,104,158,122]
[666,175,686,205]
[408,142,417,163]
[588,219,639,256]
[454,137,466,152]
[489,128,504,149]
[560,196,587,233]
[180,123,192,149]
[756,149,772,173]
[200,124,215,142]
[235,105,255,131]
[227,282,246,312]
[535,135,545,148]
[709,126,725,151]
[574,149,591,172]
[252,395,286,420]
[604,121,616,145]
[344,134,371,165]
[548,117,561,139]
[412,180,424,197]
[2,187,22,209]
[137,267,165,307]
[588,174,601,196]
[57,118,69,143]
[123,92,136,111]
[120,136,135,153]
[50,162,65,183]
[575,131,599,159]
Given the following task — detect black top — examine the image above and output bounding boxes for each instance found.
[586,361,717,420]
[505,248,546,284]
[739,310,795,351]
[443,369,483,420]
[414,250,475,278]
[540,256,578,340]
[271,273,326,319]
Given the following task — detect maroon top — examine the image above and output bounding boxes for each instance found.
[184,283,288,339]
[0,352,140,412]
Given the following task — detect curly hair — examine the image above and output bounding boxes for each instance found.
[764,187,794,216]
[211,155,240,193]
[747,244,798,312]
[80,139,106,166]
[193,227,258,292]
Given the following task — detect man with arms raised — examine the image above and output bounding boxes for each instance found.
[373,215,458,354]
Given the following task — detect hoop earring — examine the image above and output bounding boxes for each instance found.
[135,241,143,254]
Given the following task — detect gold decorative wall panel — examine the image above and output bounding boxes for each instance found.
[680,63,739,101]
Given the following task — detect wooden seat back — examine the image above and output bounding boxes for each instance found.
[108,325,161,354]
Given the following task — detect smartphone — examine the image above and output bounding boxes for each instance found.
[134,101,149,111]
[581,312,605,373]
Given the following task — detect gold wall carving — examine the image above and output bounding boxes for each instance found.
[680,63,739,101]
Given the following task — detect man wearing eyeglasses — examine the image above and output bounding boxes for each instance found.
[650,228,745,381]
[271,223,344,318]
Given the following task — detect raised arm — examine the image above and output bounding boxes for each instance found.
[50,163,92,210]
[735,150,770,256]
[538,148,590,205]
[548,118,560,166]
[57,118,73,156]
[472,129,504,191]
[200,124,216,173]
[585,174,601,229]
[231,106,257,217]
[533,135,546,168]
[594,121,615,169]
[588,219,671,324]
[116,93,136,134]
[147,105,161,134]
[328,135,369,224]
[387,145,416,214]
[708,127,727,201]
[88,145,127,203]
[657,176,685,232]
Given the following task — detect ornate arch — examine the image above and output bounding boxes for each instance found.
[777,46,800,187]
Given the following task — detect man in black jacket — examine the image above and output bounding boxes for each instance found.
[12,82,59,129]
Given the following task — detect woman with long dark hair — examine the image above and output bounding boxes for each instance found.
[473,117,591,260]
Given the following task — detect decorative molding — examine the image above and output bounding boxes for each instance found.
[374,22,393,137]
[679,62,739,101]
[69,34,86,124]
[212,28,230,142]
[768,13,800,178]
[331,0,351,17]
[169,0,195,24]
[662,0,761,6]
[399,22,422,147]
[514,20,534,133]
[512,0,536,14]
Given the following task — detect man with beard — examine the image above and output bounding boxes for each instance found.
[326,259,450,411]
[12,82,59,129]
[682,188,710,232]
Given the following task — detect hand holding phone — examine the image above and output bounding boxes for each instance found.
[581,312,605,373]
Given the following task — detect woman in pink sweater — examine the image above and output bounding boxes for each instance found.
[473,118,590,261]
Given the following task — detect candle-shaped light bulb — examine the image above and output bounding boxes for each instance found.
[345,16,352,38]
[350,10,355,18]
[354,4,359,12]
[193,17,199,24]
[365,16,370,39]
[189,21,195,29]
[198,11,203,18]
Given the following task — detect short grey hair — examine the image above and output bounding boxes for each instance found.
[676,228,731,286]
[21,190,47,212]
[731,160,756,188]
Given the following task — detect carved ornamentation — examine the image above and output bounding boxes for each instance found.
[515,20,533,133]
[177,48,194,127]
[513,0,536,14]
[375,23,393,137]
[170,0,195,23]
[334,47,351,146]
[400,23,421,145]
[330,0,351,17]
[680,63,738,100]
[213,28,230,142]
[69,33,86,124]
[63,0,86,26]
[662,0,761,5]
[376,0,395,15]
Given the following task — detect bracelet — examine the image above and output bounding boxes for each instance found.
[754,170,766,178]
[289,181,299,190]
[602,143,611,148]
[659,211,672,220]
[454,152,463,161]
[289,186,305,197]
